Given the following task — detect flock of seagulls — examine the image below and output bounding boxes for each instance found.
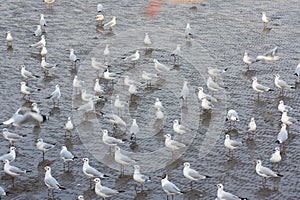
[0,1,299,200]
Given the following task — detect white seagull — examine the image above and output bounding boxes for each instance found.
[224,134,242,156]
[44,166,66,197]
[45,85,61,106]
[114,146,136,174]
[93,178,124,199]
[101,129,124,153]
[274,74,295,94]
[216,183,248,200]
[159,174,183,199]
[60,146,76,170]
[206,76,225,94]
[144,33,152,49]
[153,59,170,74]
[133,165,151,191]
[36,138,55,159]
[278,100,292,113]
[2,128,23,145]
[164,134,186,156]
[6,31,13,47]
[255,160,282,185]
[82,158,108,187]
[0,147,16,162]
[251,77,273,98]
[103,16,116,29]
[183,162,210,189]
[243,52,258,70]
[3,159,28,187]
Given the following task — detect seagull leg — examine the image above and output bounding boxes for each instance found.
[190,181,193,189]
[12,177,15,187]
[42,151,45,160]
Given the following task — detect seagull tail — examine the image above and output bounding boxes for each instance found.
[277,173,283,177]
[59,186,66,190]
[275,140,281,144]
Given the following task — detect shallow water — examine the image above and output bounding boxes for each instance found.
[0,0,299,199]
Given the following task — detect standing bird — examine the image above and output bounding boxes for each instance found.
[196,87,217,102]
[0,146,16,162]
[64,117,74,137]
[103,16,116,30]
[44,166,66,197]
[155,107,164,120]
[164,134,186,157]
[93,178,124,199]
[33,25,42,37]
[20,81,40,99]
[114,95,126,115]
[201,98,213,110]
[133,165,151,191]
[36,138,55,159]
[207,67,227,80]
[60,146,76,170]
[185,23,193,39]
[180,81,189,103]
[30,35,46,48]
[45,85,61,106]
[171,44,181,62]
[278,100,293,113]
[226,109,239,125]
[114,146,136,174]
[124,50,140,65]
[206,76,225,95]
[224,134,242,156]
[94,79,105,96]
[40,14,47,32]
[294,62,300,79]
[255,160,282,186]
[103,44,110,61]
[251,77,273,99]
[270,147,281,169]
[130,119,139,139]
[142,71,158,86]
[3,159,28,187]
[2,128,23,146]
[6,31,13,47]
[153,59,170,74]
[41,57,57,75]
[102,129,124,154]
[97,3,103,13]
[248,117,256,138]
[276,124,288,145]
[183,162,210,189]
[243,52,258,70]
[154,98,163,110]
[69,49,80,66]
[173,119,188,135]
[82,158,108,187]
[40,46,48,58]
[158,174,183,200]
[216,183,248,200]
[262,12,271,27]
[274,74,295,94]
[144,33,152,50]
[73,76,84,94]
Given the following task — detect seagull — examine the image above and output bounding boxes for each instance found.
[180,81,189,102]
[216,183,248,200]
[103,16,116,30]
[64,117,74,137]
[171,44,181,62]
[102,129,124,153]
[97,3,103,13]
[94,79,105,96]
[44,0,55,7]
[255,160,282,186]
[77,100,95,120]
[3,159,28,187]
[103,44,110,61]
[226,109,239,125]
[281,111,297,127]
[153,59,170,74]
[278,100,292,113]
[196,87,218,102]
[248,117,256,138]
[130,119,139,136]
[201,98,213,110]
[206,76,225,94]
[262,12,271,27]
[183,162,210,189]
[114,95,126,114]
[276,124,288,144]
[20,82,40,99]
[173,119,189,135]
[224,134,242,156]
[36,138,55,159]
[114,146,136,174]
[70,49,80,66]
[45,85,61,106]
[81,89,102,102]
[274,74,295,94]
[294,62,300,78]
[0,108,23,126]
[124,50,140,64]
[156,107,164,120]
[82,158,108,187]
[93,178,124,199]
[102,113,127,130]
[133,165,151,191]
[40,14,47,27]
[40,46,47,57]
[251,77,274,98]
[158,174,183,200]
[73,75,84,94]
[44,166,66,197]
[41,57,57,75]
[6,31,13,47]
[142,71,158,86]
[123,75,141,87]
[207,67,227,80]
[270,147,281,168]
[256,46,279,62]
[128,84,138,96]
[31,102,40,113]
[60,146,76,170]
[185,23,193,39]
[154,98,163,110]
[0,147,16,162]
[103,69,116,81]
[2,128,23,145]
[164,134,186,157]
[91,58,108,72]
[144,33,152,49]
[243,52,258,70]
[33,25,42,37]
[30,35,46,48]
